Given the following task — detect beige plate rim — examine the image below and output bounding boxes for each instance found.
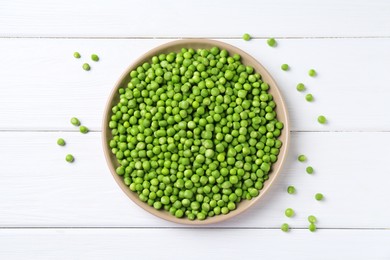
[102,39,290,225]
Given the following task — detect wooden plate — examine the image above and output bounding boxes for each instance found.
[102,39,290,225]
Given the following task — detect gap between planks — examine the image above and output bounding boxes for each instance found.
[0,130,389,133]
[1,36,390,40]
[0,227,388,230]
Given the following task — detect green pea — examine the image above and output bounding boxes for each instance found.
[281,64,289,71]
[161,196,170,205]
[83,63,91,71]
[91,54,99,62]
[227,202,236,211]
[184,190,193,199]
[285,208,294,218]
[267,38,277,47]
[317,115,327,124]
[197,212,206,220]
[315,193,324,201]
[306,166,314,174]
[57,138,65,146]
[221,207,229,215]
[296,83,305,92]
[309,223,317,232]
[175,209,184,218]
[70,117,80,126]
[73,52,81,58]
[248,187,259,197]
[287,186,295,194]
[153,201,162,209]
[242,33,251,41]
[308,69,317,77]
[298,154,307,162]
[217,153,225,162]
[281,223,289,232]
[308,215,317,223]
[65,154,74,163]
[79,126,89,134]
[305,94,314,102]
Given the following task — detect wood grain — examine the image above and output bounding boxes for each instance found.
[0,228,389,259]
[1,1,389,257]
[0,0,389,37]
[0,38,389,131]
[1,131,389,228]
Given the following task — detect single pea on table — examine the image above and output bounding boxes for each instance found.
[298,154,307,162]
[287,185,296,194]
[91,54,99,62]
[296,83,305,92]
[83,63,90,71]
[309,223,317,232]
[242,33,251,41]
[306,166,314,174]
[305,94,314,102]
[267,38,277,47]
[57,138,65,146]
[308,215,317,223]
[318,115,327,124]
[66,154,74,163]
[80,126,89,134]
[315,193,324,201]
[285,208,295,217]
[281,223,290,232]
[281,64,289,71]
[70,117,80,126]
[308,69,317,77]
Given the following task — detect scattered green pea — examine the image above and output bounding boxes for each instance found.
[57,138,65,146]
[285,208,295,217]
[315,193,324,201]
[281,223,290,232]
[70,117,80,126]
[309,223,317,232]
[305,94,314,102]
[65,154,74,163]
[82,63,90,71]
[281,64,289,71]
[317,115,327,124]
[73,52,81,59]
[242,33,251,41]
[91,54,99,62]
[287,186,296,194]
[80,126,89,134]
[308,215,317,223]
[306,166,314,174]
[308,69,317,77]
[296,83,305,92]
[298,154,307,162]
[267,38,277,47]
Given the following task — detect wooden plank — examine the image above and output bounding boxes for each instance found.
[0,38,389,131]
[0,228,389,259]
[0,0,389,37]
[0,131,389,228]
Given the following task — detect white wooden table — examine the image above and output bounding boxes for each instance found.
[1,0,390,259]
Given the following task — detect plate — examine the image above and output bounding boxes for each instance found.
[102,39,290,225]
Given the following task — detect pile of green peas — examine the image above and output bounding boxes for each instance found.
[108,46,284,220]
